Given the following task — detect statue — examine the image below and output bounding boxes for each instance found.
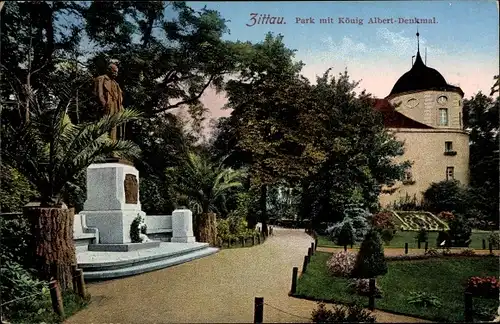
[94,63,125,141]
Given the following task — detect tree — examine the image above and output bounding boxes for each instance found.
[165,152,245,245]
[422,180,467,215]
[222,33,324,235]
[2,84,141,289]
[352,229,387,279]
[299,70,409,226]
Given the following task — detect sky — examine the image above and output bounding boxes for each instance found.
[184,1,499,126]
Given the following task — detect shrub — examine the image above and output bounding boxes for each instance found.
[326,251,357,277]
[352,229,387,279]
[488,231,500,248]
[415,228,428,243]
[334,222,354,247]
[407,291,442,308]
[423,180,467,215]
[327,207,370,243]
[130,214,143,243]
[460,248,476,256]
[370,211,396,230]
[380,228,395,245]
[311,302,376,323]
[348,279,382,297]
[0,165,38,213]
[448,216,472,247]
[466,277,500,298]
[0,213,31,267]
[0,261,52,321]
[437,211,455,222]
[425,248,439,256]
[436,231,451,247]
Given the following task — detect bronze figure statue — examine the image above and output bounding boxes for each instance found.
[94,63,125,141]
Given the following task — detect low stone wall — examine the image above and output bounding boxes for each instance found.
[74,214,173,247]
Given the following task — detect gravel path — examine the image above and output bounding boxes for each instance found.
[66,228,429,323]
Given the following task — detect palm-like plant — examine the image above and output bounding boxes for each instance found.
[3,85,141,206]
[2,82,141,289]
[166,152,245,245]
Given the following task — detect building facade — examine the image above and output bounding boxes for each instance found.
[375,45,470,207]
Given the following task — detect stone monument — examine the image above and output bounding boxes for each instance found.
[80,63,155,251]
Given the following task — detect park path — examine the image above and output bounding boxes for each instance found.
[66,228,428,323]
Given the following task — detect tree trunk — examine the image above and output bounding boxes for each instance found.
[260,184,268,236]
[197,212,217,246]
[24,205,76,290]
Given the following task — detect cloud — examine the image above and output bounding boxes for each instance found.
[320,36,369,60]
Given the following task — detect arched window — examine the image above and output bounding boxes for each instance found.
[439,108,448,126]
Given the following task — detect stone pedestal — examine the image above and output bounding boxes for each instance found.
[80,163,145,244]
[171,209,196,243]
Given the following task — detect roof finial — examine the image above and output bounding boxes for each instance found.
[416,25,420,53]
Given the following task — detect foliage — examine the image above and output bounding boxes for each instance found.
[460,248,476,256]
[311,302,376,323]
[488,231,500,248]
[447,216,472,247]
[326,251,357,278]
[424,248,439,256]
[335,222,355,247]
[0,213,31,267]
[370,211,396,230]
[415,228,428,243]
[463,91,499,225]
[0,165,38,212]
[216,216,258,243]
[166,152,245,215]
[327,206,370,243]
[130,214,144,243]
[437,211,455,222]
[2,85,141,205]
[423,180,467,215]
[379,229,395,245]
[466,277,500,298]
[436,231,451,247]
[393,211,449,231]
[352,229,387,279]
[348,279,382,297]
[389,193,424,211]
[0,261,52,321]
[407,291,442,308]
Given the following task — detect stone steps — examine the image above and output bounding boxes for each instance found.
[79,243,219,281]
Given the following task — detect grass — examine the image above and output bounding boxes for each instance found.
[317,231,499,249]
[295,252,499,322]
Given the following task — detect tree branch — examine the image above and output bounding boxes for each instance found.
[154,74,215,114]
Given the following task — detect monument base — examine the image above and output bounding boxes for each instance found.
[84,210,146,244]
[171,236,196,243]
[88,241,160,252]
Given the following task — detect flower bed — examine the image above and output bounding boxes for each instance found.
[466,277,500,298]
[392,211,449,231]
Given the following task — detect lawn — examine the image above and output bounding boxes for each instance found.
[317,231,499,249]
[295,252,499,322]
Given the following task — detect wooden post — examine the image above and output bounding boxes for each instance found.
[482,239,486,250]
[257,235,261,245]
[344,245,347,251]
[417,240,421,249]
[489,242,493,254]
[252,236,256,246]
[71,265,78,292]
[242,237,245,247]
[350,243,353,248]
[308,247,312,258]
[49,280,64,317]
[404,243,408,254]
[311,242,315,255]
[368,278,376,311]
[314,238,318,251]
[302,255,309,274]
[76,269,86,298]
[254,297,264,324]
[424,241,428,252]
[464,292,473,322]
[290,267,298,294]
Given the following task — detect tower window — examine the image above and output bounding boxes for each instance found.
[439,108,449,126]
[446,166,454,180]
[445,141,453,152]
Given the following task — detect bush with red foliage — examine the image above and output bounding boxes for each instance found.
[371,211,396,230]
[437,211,455,222]
[466,276,500,298]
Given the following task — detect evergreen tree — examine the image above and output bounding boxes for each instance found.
[352,229,387,278]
